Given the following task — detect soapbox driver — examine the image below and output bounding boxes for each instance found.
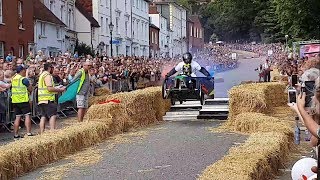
[162,75,214,105]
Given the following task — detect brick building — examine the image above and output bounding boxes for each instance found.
[0,0,34,59]
[188,15,204,53]
[149,24,160,58]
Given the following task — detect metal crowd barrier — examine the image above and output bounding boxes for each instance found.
[1,77,161,132]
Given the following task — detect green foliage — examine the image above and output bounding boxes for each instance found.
[74,41,94,57]
[197,0,320,43]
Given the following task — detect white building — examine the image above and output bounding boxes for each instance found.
[131,0,150,57]
[42,0,77,54]
[108,0,133,56]
[153,1,188,57]
[149,6,170,58]
[34,0,67,57]
[75,0,100,53]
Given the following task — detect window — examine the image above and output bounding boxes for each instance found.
[56,27,60,39]
[151,31,154,43]
[125,0,127,12]
[132,20,135,37]
[136,0,139,9]
[19,45,24,58]
[49,0,53,11]
[68,9,71,27]
[106,0,108,7]
[141,23,144,40]
[125,21,128,37]
[100,17,104,33]
[40,23,46,36]
[18,1,23,28]
[136,21,139,38]
[60,6,64,21]
[116,18,119,34]
[106,18,108,34]
[190,25,193,37]
[0,0,2,23]
[0,42,4,58]
[155,33,158,45]
[200,29,202,38]
[92,28,95,40]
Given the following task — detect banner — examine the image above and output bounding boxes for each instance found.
[300,44,320,58]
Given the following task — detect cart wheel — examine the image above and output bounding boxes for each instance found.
[200,86,205,105]
[171,98,176,105]
[162,80,168,99]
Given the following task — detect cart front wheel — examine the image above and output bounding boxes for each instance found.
[171,98,176,105]
[162,80,168,99]
[200,86,205,105]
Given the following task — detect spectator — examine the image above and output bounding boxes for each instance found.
[11,65,33,138]
[38,63,65,133]
[73,61,92,122]
[5,52,13,62]
[263,59,272,82]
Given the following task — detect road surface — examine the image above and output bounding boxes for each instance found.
[19,55,263,180]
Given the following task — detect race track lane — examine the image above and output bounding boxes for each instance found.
[19,121,246,180]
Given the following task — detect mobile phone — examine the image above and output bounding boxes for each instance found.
[304,81,315,107]
[288,88,297,103]
[291,75,298,86]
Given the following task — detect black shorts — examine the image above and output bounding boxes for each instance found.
[39,102,57,119]
[12,102,31,116]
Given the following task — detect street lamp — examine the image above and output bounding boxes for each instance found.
[109,23,114,57]
[285,35,289,52]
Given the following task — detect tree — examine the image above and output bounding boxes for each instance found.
[74,41,94,57]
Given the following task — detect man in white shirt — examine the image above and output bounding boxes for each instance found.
[263,59,271,82]
[165,52,211,78]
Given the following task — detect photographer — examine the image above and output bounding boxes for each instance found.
[288,77,319,178]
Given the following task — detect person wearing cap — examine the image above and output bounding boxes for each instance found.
[38,63,65,133]
[11,65,33,138]
[72,61,92,122]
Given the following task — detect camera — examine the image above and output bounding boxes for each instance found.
[302,81,315,107]
[288,88,297,103]
[290,75,298,87]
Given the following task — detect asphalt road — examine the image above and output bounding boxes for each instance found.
[214,57,264,97]
[19,55,262,180]
[20,121,246,180]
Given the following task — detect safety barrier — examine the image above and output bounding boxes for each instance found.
[0,76,162,132]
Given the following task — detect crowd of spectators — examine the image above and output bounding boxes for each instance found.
[194,44,238,72]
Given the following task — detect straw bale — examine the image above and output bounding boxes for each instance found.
[225,112,293,136]
[198,132,292,180]
[94,87,111,96]
[0,87,171,180]
[228,82,287,120]
[86,103,131,134]
[88,94,111,106]
[0,122,108,180]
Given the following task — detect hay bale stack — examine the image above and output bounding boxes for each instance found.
[87,87,170,130]
[0,87,171,180]
[225,112,293,136]
[86,103,132,134]
[94,87,111,96]
[0,122,109,179]
[199,132,292,180]
[88,87,112,106]
[88,94,111,106]
[228,82,287,120]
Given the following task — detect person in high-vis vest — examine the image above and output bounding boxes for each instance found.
[11,65,33,139]
[38,63,66,133]
[72,61,92,122]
